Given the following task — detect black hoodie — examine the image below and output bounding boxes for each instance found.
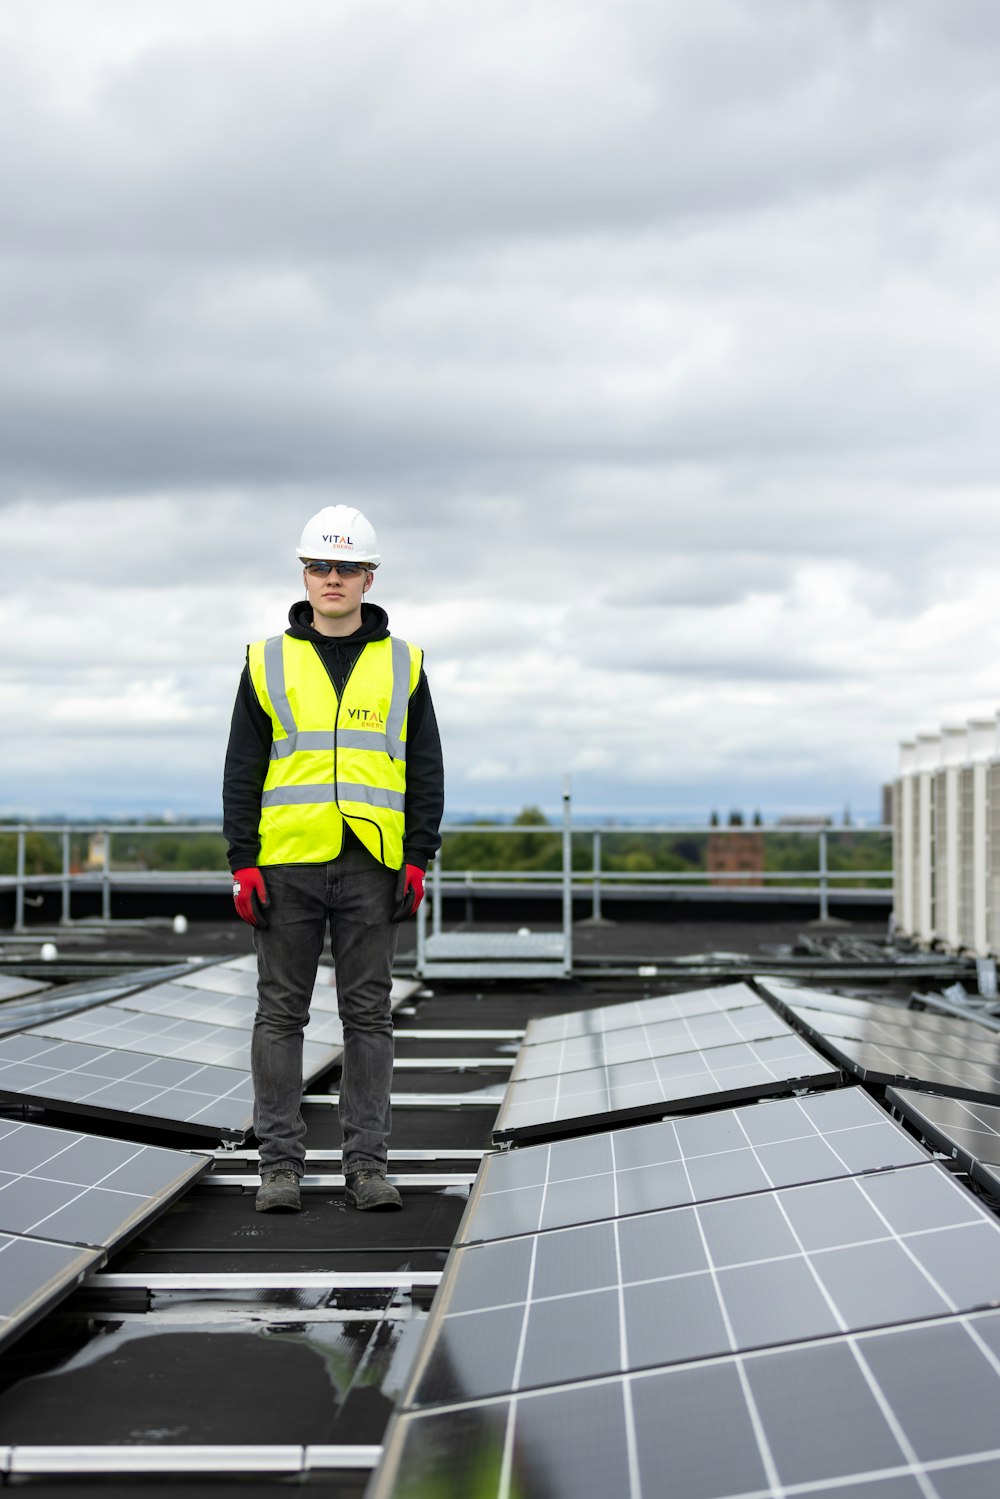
[222,600,444,873]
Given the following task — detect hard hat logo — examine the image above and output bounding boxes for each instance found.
[297,505,380,567]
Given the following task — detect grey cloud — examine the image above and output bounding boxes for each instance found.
[4,0,1000,817]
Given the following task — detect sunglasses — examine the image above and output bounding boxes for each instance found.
[303,560,371,578]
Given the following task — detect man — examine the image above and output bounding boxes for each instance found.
[223,504,444,1214]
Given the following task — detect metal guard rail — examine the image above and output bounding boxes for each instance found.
[0,823,891,931]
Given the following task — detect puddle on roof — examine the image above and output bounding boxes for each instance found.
[0,1302,428,1446]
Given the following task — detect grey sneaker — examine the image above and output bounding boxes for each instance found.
[344,1168,402,1211]
[255,1168,301,1213]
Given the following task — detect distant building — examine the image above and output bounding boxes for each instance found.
[707,830,765,887]
[776,815,833,828]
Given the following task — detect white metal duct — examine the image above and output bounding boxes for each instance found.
[958,758,976,953]
[936,727,967,950]
[966,719,996,958]
[895,741,917,937]
[988,712,1000,958]
[914,733,941,945]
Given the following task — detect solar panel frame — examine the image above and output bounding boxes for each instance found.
[493,1032,842,1144]
[461,1087,931,1244]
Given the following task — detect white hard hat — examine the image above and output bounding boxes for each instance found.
[296,505,380,566]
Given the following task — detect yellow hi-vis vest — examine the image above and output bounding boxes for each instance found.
[247,633,423,870]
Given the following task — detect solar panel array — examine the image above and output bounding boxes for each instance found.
[376,1310,1000,1499]
[369,980,1000,1499]
[0,1117,209,1351]
[0,956,384,1141]
[758,976,1000,1106]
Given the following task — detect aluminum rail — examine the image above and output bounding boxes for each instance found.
[0,1445,383,1475]
[301,1091,505,1107]
[88,1272,443,1291]
[197,1173,476,1189]
[208,1147,488,1162]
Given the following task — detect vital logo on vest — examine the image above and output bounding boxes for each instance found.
[347,706,386,727]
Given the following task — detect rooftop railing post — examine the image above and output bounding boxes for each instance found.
[562,777,573,974]
[102,828,112,921]
[60,830,72,926]
[432,856,443,938]
[415,869,427,974]
[14,826,26,933]
[592,830,602,923]
[818,828,829,922]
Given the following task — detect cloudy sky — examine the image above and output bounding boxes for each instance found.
[3,0,1000,823]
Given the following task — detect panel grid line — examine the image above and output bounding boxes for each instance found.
[844,1338,938,1499]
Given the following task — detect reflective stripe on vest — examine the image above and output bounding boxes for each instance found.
[247,632,422,868]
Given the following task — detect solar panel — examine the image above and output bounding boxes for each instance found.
[759,977,1000,1062]
[461,1087,930,1244]
[493,1033,841,1143]
[180,967,260,998]
[371,1308,1000,1499]
[110,989,344,1049]
[215,954,257,973]
[30,1006,336,1077]
[0,1117,209,1353]
[110,983,265,1030]
[406,1162,1000,1408]
[0,1117,209,1248]
[779,1001,1000,1069]
[511,1002,792,1082]
[0,1032,255,1139]
[887,1087,1000,1196]
[0,1233,101,1353]
[785,1027,1000,1107]
[524,982,764,1046]
[0,975,50,1002]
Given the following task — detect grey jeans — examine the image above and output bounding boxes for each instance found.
[251,843,399,1177]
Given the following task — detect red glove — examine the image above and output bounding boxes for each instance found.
[393,864,425,921]
[232,867,269,928]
